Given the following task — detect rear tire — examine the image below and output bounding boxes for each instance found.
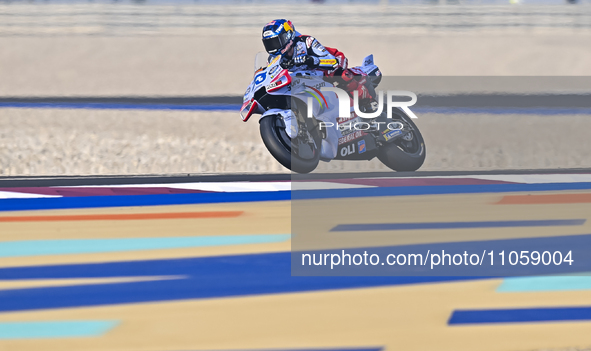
[259,114,320,174]
[378,110,426,172]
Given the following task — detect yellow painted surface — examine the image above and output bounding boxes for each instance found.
[293,191,591,250]
[0,193,589,351]
[0,276,184,291]
[1,280,591,351]
[0,201,291,242]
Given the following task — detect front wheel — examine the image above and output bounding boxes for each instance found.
[259,114,320,174]
[378,110,426,172]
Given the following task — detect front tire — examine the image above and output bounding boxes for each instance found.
[378,110,426,172]
[259,114,320,174]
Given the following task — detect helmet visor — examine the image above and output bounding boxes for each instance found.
[263,35,283,54]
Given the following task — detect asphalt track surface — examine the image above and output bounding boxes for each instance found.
[3,168,591,187]
[1,93,590,108]
[1,169,591,351]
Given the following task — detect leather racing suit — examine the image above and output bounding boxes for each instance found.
[270,34,375,102]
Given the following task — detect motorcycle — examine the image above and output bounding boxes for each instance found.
[240,52,426,174]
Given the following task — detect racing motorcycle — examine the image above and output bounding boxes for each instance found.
[240,52,426,174]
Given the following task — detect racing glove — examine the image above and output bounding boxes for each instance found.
[293,54,316,67]
[280,56,294,69]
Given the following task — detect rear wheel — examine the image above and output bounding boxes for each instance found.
[378,110,426,172]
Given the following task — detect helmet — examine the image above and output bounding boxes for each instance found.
[262,19,295,55]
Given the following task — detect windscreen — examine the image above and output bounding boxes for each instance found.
[254,51,269,73]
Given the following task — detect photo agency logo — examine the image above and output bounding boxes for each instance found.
[305,88,419,132]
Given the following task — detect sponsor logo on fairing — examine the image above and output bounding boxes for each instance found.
[243,85,252,101]
[269,65,280,77]
[254,72,266,85]
[338,117,363,136]
[310,81,326,90]
[340,143,355,157]
[358,139,366,154]
[338,130,365,145]
[295,43,307,56]
[319,59,338,66]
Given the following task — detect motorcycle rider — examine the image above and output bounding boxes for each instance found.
[261,19,375,161]
[262,19,376,105]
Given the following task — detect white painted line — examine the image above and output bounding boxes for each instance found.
[53,181,373,192]
[290,182,375,190]
[167,182,292,192]
[53,182,291,192]
[0,191,61,199]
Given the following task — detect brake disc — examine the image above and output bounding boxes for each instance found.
[402,132,414,141]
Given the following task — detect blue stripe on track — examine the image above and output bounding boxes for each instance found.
[449,306,591,325]
[0,251,478,312]
[331,219,586,232]
[0,190,291,211]
[4,182,591,211]
[0,321,118,339]
[2,233,591,312]
[497,275,591,292]
[0,234,291,258]
[0,102,241,111]
[292,182,591,200]
[1,102,589,115]
[415,107,591,115]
